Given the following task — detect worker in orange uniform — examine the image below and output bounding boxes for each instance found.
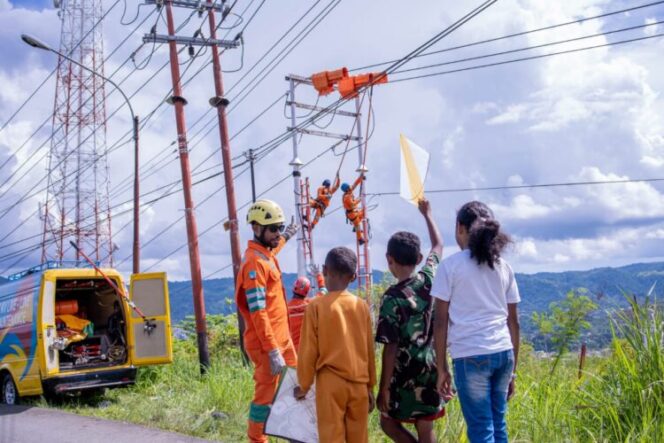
[294,247,376,442]
[287,264,327,350]
[342,173,366,245]
[308,174,340,229]
[235,199,299,443]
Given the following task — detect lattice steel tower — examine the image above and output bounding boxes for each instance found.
[41,0,114,265]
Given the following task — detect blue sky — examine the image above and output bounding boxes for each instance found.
[1,0,664,280]
[9,0,49,9]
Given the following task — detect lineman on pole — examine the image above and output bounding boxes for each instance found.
[235,199,298,443]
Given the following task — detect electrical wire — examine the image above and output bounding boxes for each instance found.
[390,32,664,83]
[390,19,664,76]
[0,0,123,141]
[368,177,664,196]
[1,0,497,271]
[350,0,664,72]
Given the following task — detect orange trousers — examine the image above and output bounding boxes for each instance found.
[316,368,370,443]
[346,209,366,243]
[308,200,327,228]
[246,344,297,443]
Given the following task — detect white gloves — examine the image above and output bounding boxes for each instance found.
[268,348,286,375]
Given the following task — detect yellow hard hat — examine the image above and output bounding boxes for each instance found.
[246,199,285,226]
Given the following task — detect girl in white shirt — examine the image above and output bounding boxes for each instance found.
[431,201,520,443]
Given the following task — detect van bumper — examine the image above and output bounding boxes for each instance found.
[42,367,137,394]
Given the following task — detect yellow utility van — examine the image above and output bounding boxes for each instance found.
[0,263,172,404]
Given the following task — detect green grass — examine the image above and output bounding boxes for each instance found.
[30,297,663,442]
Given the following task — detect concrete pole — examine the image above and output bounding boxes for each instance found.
[288,77,306,278]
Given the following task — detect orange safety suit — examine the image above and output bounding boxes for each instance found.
[297,290,376,443]
[287,273,327,350]
[235,238,297,443]
[309,177,340,228]
[343,175,366,244]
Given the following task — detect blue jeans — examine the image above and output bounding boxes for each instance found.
[453,349,514,443]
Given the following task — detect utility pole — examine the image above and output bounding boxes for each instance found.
[132,115,140,274]
[287,77,307,278]
[143,0,240,371]
[205,4,246,361]
[246,148,257,202]
[354,94,372,302]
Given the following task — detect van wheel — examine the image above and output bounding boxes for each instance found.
[1,373,18,405]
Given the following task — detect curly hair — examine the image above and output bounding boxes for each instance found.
[324,246,357,277]
[387,231,421,266]
[457,201,511,269]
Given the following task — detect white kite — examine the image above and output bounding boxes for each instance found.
[399,134,430,205]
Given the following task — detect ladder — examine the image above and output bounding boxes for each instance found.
[299,177,315,271]
[356,198,372,305]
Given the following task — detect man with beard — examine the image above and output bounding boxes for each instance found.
[235,199,298,443]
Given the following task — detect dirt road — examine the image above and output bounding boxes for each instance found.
[0,405,215,443]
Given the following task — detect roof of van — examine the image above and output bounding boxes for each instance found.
[5,261,118,282]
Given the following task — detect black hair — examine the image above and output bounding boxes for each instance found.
[457,201,511,269]
[387,231,421,266]
[325,247,357,277]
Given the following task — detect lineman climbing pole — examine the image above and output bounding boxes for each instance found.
[143,0,240,372]
[285,70,382,301]
[286,74,361,279]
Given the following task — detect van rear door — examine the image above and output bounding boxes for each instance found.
[127,273,173,366]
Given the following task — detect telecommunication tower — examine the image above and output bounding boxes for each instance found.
[41,0,114,265]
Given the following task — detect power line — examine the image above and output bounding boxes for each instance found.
[0,0,123,141]
[0,6,159,202]
[369,177,664,196]
[390,32,664,83]
[390,19,664,76]
[0,6,221,222]
[2,0,498,272]
[351,0,664,72]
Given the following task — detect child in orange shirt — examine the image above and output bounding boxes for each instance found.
[294,247,376,443]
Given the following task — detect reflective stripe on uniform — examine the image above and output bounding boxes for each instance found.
[247,287,267,312]
[249,402,271,423]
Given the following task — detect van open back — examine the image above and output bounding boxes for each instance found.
[2,265,172,403]
[53,277,128,372]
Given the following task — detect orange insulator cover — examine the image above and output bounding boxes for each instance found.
[338,72,388,99]
[56,300,79,315]
[311,67,349,96]
[338,76,357,99]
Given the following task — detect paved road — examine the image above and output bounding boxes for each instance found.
[0,405,215,443]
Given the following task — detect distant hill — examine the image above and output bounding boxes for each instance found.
[168,262,664,350]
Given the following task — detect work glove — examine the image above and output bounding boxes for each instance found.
[282,216,299,241]
[268,348,286,376]
[308,263,321,276]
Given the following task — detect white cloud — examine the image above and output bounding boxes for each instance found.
[644,18,660,36]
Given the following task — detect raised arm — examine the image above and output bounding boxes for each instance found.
[350,173,364,192]
[330,174,341,194]
[418,198,443,257]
